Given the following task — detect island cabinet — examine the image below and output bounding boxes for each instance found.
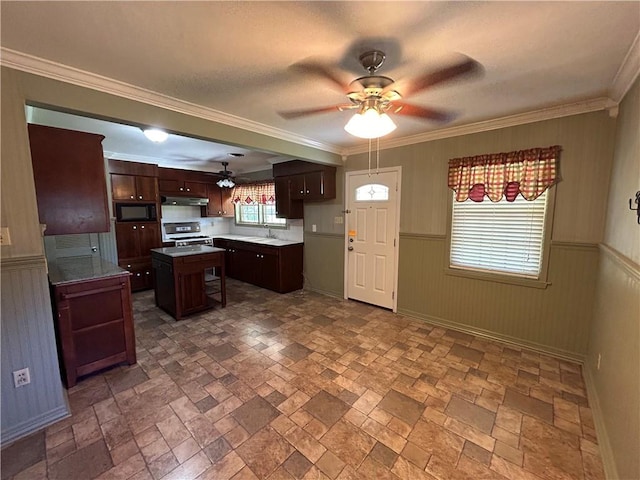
[28,123,110,235]
[213,238,303,293]
[48,258,136,388]
[151,246,226,320]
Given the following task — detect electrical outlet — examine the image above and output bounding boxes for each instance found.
[0,227,11,246]
[597,353,601,370]
[312,224,317,232]
[13,368,30,387]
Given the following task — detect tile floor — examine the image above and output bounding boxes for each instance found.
[1,280,605,480]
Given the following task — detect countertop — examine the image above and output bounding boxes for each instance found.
[48,257,128,286]
[213,234,303,247]
[151,245,226,258]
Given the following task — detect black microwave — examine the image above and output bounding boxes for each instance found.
[115,203,157,222]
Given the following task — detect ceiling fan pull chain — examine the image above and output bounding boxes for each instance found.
[368,138,372,177]
[376,137,380,175]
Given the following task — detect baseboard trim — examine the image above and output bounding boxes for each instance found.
[582,363,618,480]
[397,307,585,363]
[304,286,343,300]
[1,404,70,448]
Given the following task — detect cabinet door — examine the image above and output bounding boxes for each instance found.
[115,223,140,259]
[275,177,303,219]
[289,174,306,200]
[234,249,257,284]
[304,171,325,200]
[111,174,137,201]
[258,253,280,291]
[204,184,223,216]
[178,270,207,315]
[135,176,158,202]
[184,181,208,197]
[158,178,181,195]
[138,223,160,258]
[220,188,235,217]
[28,124,109,235]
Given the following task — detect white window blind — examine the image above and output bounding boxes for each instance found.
[450,190,548,278]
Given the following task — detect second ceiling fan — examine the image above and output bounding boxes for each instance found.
[279,50,481,138]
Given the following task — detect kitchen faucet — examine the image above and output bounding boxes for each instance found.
[264,224,277,239]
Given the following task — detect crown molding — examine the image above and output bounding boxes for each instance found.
[0,48,342,154]
[610,30,640,103]
[342,97,614,156]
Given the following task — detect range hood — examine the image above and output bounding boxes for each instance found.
[161,196,209,206]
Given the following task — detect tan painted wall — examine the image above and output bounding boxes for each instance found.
[302,111,617,357]
[345,111,617,242]
[587,77,640,480]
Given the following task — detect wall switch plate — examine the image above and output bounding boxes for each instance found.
[13,368,30,387]
[0,227,11,246]
[312,224,317,232]
[334,216,344,224]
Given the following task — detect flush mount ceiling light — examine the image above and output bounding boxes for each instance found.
[142,128,169,143]
[344,102,397,139]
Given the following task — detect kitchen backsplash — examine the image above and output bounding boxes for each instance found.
[160,205,304,242]
[229,219,304,242]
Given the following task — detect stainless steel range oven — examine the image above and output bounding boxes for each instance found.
[163,222,213,247]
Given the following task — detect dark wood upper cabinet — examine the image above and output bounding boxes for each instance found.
[158,167,209,197]
[28,124,109,235]
[111,174,157,202]
[272,160,336,218]
[274,177,303,219]
[202,183,235,218]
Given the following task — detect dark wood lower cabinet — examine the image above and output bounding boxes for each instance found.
[151,248,226,320]
[51,273,136,388]
[119,260,153,291]
[213,239,303,293]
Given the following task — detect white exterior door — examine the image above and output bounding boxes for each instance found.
[344,168,401,311]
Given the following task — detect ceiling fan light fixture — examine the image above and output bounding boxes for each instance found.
[344,107,397,139]
[217,178,235,188]
[142,128,169,143]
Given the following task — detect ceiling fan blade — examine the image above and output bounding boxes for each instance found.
[388,102,454,122]
[290,61,351,93]
[397,56,481,97]
[278,104,356,119]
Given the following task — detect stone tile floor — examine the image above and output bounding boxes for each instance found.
[1,280,605,479]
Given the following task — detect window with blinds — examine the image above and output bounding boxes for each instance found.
[449,190,548,278]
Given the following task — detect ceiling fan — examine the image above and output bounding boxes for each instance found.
[216,161,236,188]
[278,50,481,138]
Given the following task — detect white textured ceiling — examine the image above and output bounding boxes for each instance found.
[2,1,639,172]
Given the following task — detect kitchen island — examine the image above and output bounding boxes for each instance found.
[48,256,136,387]
[151,245,226,320]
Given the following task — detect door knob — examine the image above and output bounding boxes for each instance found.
[348,246,354,251]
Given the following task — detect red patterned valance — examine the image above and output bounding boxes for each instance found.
[448,145,561,202]
[232,181,276,205]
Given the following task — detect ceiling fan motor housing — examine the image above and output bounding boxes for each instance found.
[359,50,386,74]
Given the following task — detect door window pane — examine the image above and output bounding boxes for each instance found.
[356,184,389,201]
